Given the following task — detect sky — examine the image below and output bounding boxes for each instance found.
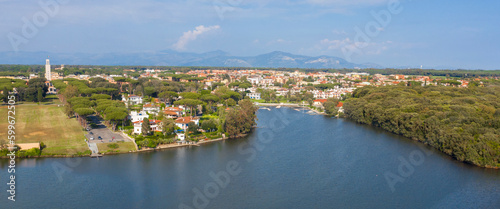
[0,0,499,69]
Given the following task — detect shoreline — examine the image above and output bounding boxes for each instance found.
[256,102,327,115]
[0,137,230,159]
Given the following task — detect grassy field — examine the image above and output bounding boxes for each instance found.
[0,102,88,155]
[97,141,136,154]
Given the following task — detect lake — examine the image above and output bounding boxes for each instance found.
[1,107,499,208]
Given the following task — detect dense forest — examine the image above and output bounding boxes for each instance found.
[343,85,500,168]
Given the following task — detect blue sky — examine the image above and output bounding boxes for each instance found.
[1,0,499,69]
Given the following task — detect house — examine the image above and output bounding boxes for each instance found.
[336,102,344,113]
[45,82,57,94]
[394,74,405,80]
[176,133,185,141]
[143,103,160,114]
[247,92,261,100]
[164,107,183,118]
[175,116,200,131]
[122,95,143,105]
[133,119,162,134]
[129,111,149,122]
[313,99,327,106]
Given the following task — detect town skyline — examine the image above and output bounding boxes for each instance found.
[1,0,500,70]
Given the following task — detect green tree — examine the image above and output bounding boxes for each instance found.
[3,87,8,103]
[142,119,151,135]
[161,118,177,135]
[187,122,199,134]
[159,91,178,104]
[174,99,203,116]
[201,119,217,132]
[180,92,201,100]
[226,98,236,106]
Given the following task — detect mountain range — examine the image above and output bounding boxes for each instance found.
[0,50,383,69]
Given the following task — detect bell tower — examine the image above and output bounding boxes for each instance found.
[45,58,51,81]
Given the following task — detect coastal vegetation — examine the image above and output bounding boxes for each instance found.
[343,85,500,168]
[224,99,258,138]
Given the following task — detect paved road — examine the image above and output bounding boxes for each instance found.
[88,142,98,154]
[85,115,131,144]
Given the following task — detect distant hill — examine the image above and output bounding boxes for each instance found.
[0,50,382,69]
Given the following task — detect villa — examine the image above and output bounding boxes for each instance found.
[122,95,143,105]
[247,92,261,100]
[143,103,160,114]
[133,119,162,134]
[129,110,149,122]
[175,116,200,131]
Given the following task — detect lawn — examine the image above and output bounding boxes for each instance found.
[97,141,137,154]
[0,103,88,155]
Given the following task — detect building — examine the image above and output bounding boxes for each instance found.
[122,95,143,105]
[175,116,200,131]
[129,111,149,122]
[247,92,261,100]
[133,119,162,134]
[45,59,51,81]
[163,107,183,118]
[336,102,344,113]
[143,103,160,114]
[46,81,57,94]
[313,99,327,106]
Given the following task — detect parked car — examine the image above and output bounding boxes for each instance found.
[89,131,93,135]
[90,137,94,140]
[98,136,102,140]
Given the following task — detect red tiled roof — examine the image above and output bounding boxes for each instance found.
[313,99,327,103]
[165,107,182,112]
[164,111,178,116]
[336,102,343,108]
[133,119,161,124]
[175,117,199,124]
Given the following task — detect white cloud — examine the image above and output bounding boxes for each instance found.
[172,25,220,50]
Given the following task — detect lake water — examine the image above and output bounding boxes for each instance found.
[1,107,499,208]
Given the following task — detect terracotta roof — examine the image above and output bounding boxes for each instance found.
[165,107,182,112]
[336,102,343,108]
[164,111,178,116]
[175,117,199,124]
[133,119,161,124]
[313,99,327,103]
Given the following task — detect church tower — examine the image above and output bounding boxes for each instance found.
[45,59,51,81]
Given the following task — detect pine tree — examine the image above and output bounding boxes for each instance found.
[141,119,151,135]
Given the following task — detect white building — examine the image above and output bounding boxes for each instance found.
[133,119,162,134]
[129,111,149,122]
[45,59,51,81]
[122,95,143,105]
[175,117,200,131]
[143,103,160,114]
[248,77,261,85]
[247,93,261,100]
